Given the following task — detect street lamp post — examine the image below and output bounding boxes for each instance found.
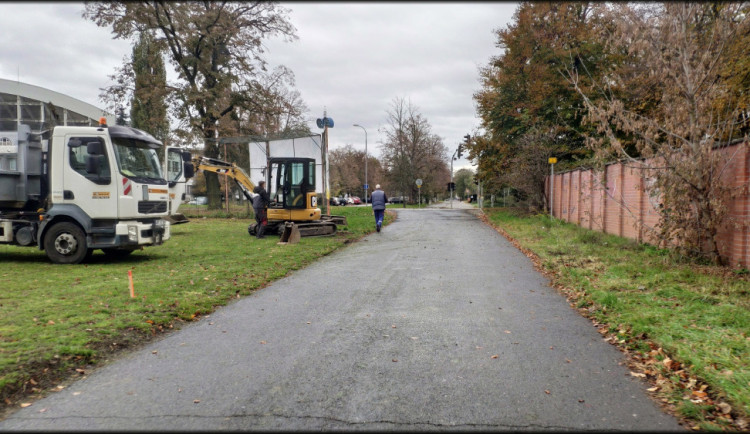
[450,148,457,209]
[353,124,368,204]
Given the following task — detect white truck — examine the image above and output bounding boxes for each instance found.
[0,119,192,264]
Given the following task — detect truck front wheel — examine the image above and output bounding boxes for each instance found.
[44,222,88,264]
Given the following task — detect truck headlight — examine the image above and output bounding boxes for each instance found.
[128,225,138,242]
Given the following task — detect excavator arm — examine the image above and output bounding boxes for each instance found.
[193,156,257,201]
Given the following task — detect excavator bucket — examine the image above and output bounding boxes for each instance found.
[165,213,190,224]
[279,222,301,244]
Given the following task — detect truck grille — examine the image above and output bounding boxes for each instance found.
[138,201,167,214]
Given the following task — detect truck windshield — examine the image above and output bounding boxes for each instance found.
[112,138,164,183]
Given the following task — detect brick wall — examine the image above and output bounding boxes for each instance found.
[547,141,750,268]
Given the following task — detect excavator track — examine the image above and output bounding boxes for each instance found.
[248,220,341,238]
[294,221,338,237]
[321,214,347,226]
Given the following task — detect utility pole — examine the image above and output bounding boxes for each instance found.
[317,111,334,216]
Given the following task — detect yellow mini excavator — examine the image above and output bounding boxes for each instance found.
[193,156,346,240]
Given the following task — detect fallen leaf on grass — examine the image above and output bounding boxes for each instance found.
[692,390,708,399]
[630,372,646,378]
[717,403,732,414]
[20,403,32,408]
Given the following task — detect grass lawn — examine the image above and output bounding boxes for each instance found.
[0,205,390,414]
[480,207,749,431]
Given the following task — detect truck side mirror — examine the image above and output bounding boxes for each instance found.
[87,141,104,155]
[184,162,195,179]
[182,151,192,162]
[86,154,103,174]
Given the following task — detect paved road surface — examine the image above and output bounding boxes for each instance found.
[0,206,683,431]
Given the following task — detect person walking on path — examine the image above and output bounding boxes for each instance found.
[370,184,387,232]
[252,181,270,239]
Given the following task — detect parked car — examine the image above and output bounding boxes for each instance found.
[329,197,342,206]
[189,196,208,205]
[338,196,348,205]
[345,196,355,205]
[389,196,404,204]
[351,196,362,205]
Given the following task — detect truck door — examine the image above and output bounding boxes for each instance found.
[63,135,117,219]
[165,147,186,215]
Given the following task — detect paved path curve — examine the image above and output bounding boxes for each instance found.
[0,207,683,431]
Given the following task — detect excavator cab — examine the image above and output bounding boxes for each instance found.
[268,157,321,222]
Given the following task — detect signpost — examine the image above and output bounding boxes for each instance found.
[548,157,557,215]
[415,178,422,208]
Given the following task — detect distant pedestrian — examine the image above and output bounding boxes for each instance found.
[370,184,387,232]
[252,181,270,238]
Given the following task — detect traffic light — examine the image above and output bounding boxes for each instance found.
[447,182,455,191]
[457,134,471,159]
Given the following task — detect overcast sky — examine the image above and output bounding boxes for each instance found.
[0,2,519,171]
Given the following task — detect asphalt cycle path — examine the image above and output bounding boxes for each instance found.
[0,207,683,431]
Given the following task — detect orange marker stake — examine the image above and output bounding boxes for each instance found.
[128,270,135,298]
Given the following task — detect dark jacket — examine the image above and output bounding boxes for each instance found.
[252,185,270,209]
[371,189,387,211]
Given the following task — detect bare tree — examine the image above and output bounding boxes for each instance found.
[329,145,384,199]
[380,97,449,204]
[84,1,297,209]
[565,2,749,264]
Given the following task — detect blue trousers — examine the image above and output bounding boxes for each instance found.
[373,209,384,227]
